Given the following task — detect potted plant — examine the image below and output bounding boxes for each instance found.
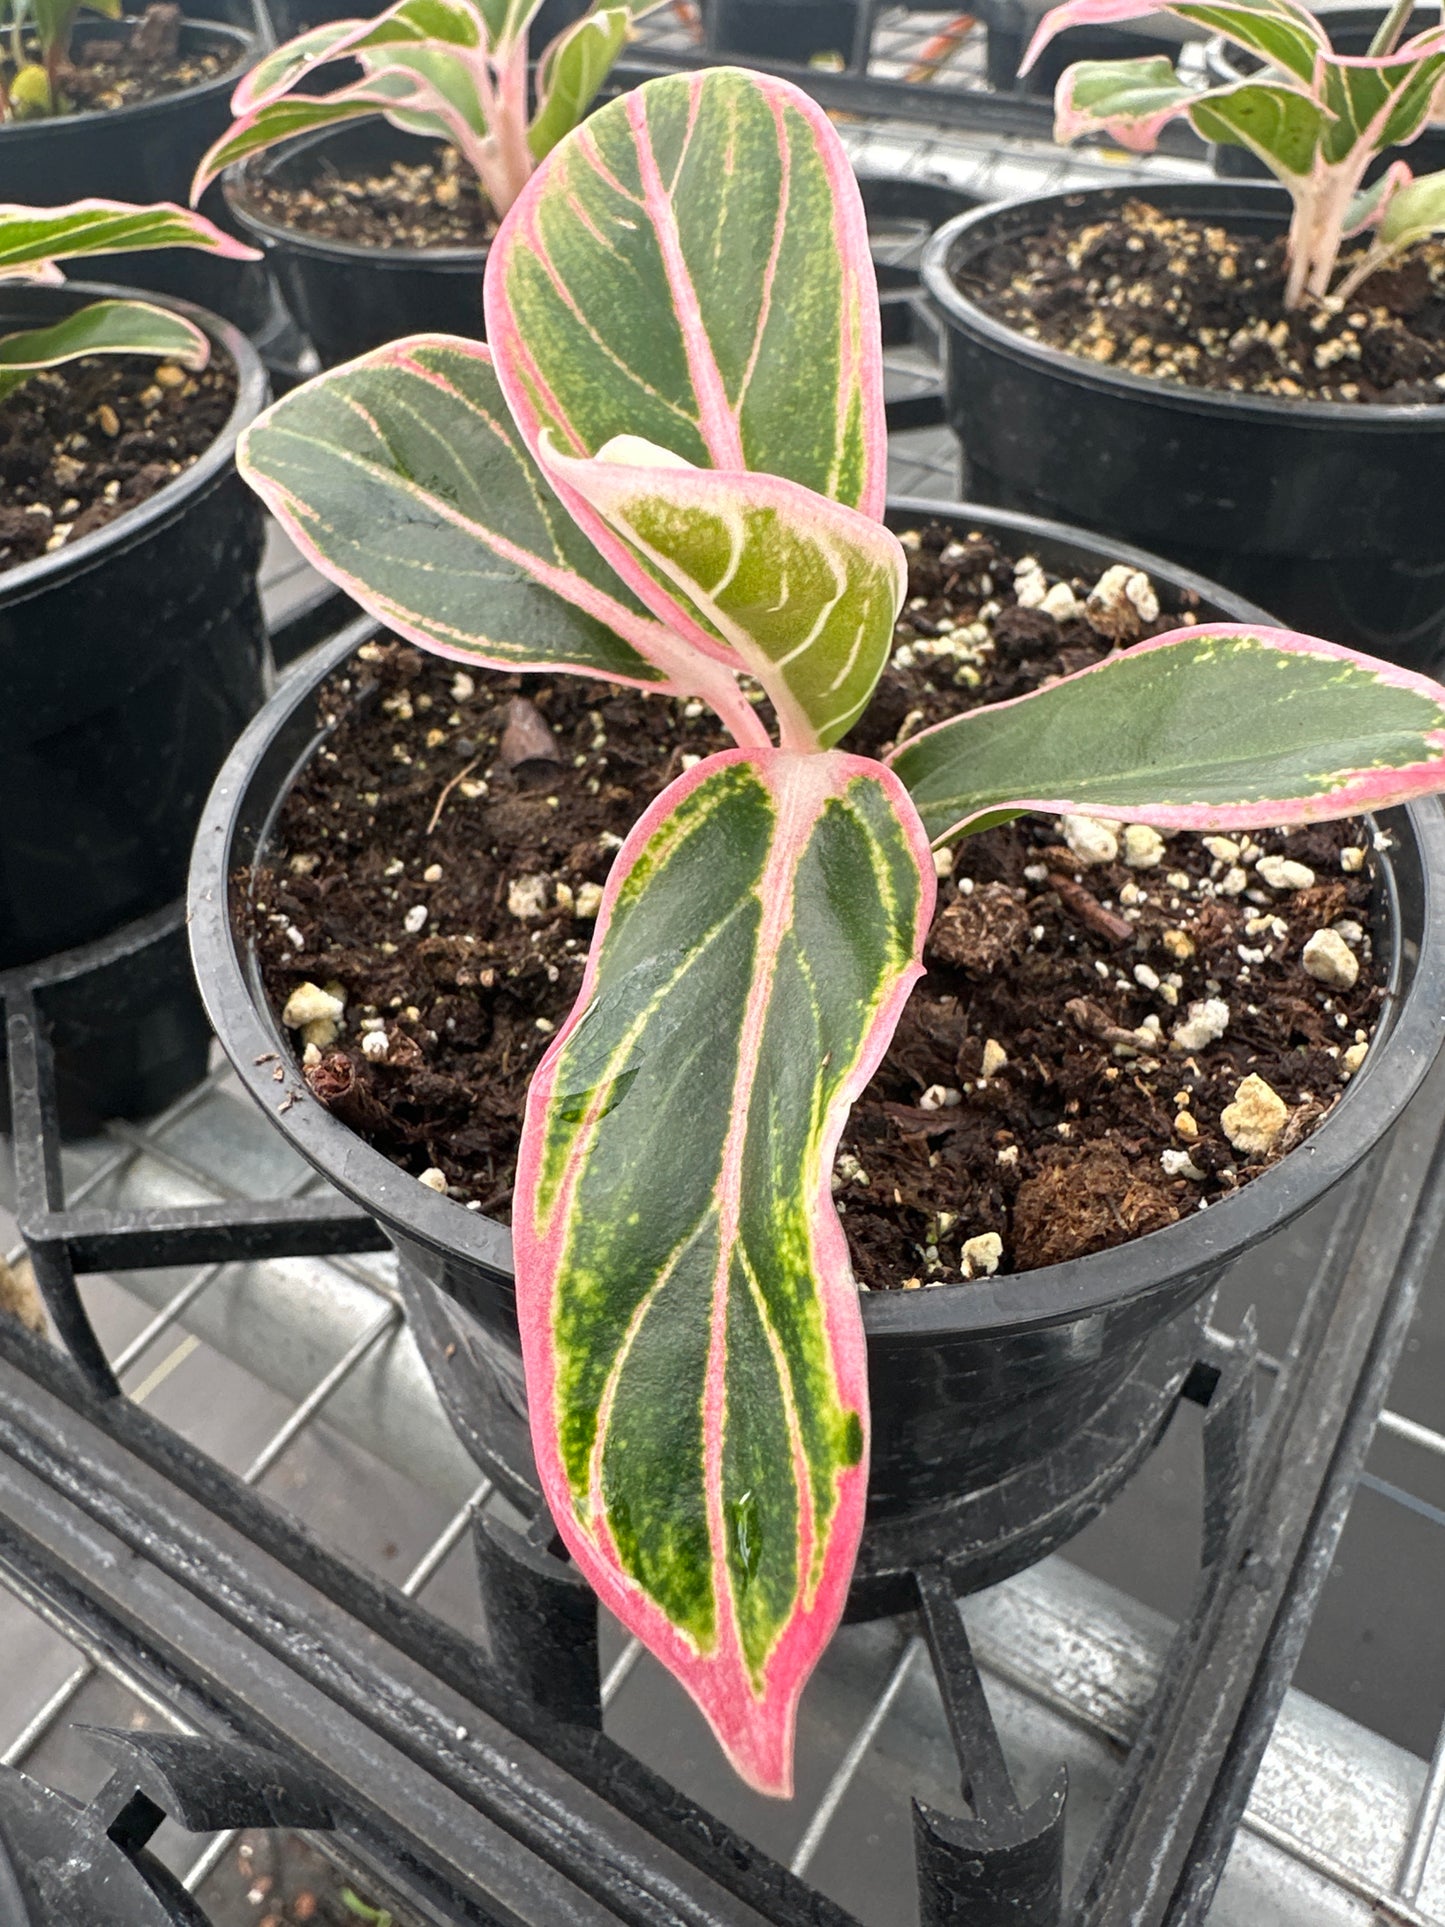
[921,0,1445,669]
[2,0,263,323]
[1,199,268,1121]
[189,0,645,365]
[191,66,1445,1794]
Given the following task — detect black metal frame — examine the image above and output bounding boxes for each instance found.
[2,892,1445,1923]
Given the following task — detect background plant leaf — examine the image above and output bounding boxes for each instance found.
[0,198,259,277]
[515,745,933,1796]
[528,4,631,159]
[890,626,1445,842]
[0,299,209,402]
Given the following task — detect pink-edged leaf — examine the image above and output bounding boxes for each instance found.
[1317,35,1445,162]
[1345,156,1415,234]
[1052,54,1210,149]
[527,4,632,160]
[1187,77,1328,179]
[192,62,483,203]
[236,335,768,741]
[484,66,886,518]
[537,434,905,750]
[889,625,1445,842]
[1025,0,1329,81]
[515,746,933,1795]
[0,199,259,278]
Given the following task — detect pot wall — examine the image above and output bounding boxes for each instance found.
[189,501,1445,1533]
[226,121,490,368]
[924,183,1445,669]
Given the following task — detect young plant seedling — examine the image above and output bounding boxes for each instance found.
[1023,0,1445,305]
[236,65,1445,1794]
[191,0,649,223]
[0,200,260,402]
[1,0,121,120]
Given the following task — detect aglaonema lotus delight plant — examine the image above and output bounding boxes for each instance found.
[190,0,648,223]
[0,199,259,400]
[1024,0,1445,306]
[233,64,1445,1795]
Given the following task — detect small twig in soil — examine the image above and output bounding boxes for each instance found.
[1048,873,1135,947]
[426,757,481,835]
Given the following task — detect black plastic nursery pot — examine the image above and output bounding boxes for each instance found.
[1,280,269,1120]
[704,0,859,63]
[1208,5,1445,183]
[923,181,1445,670]
[189,498,1445,1600]
[0,18,268,332]
[225,121,493,369]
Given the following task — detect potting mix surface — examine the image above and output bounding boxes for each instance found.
[242,143,496,250]
[2,3,241,112]
[0,351,237,575]
[245,528,1384,1284]
[959,198,1445,404]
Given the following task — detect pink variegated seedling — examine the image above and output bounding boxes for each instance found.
[1024,0,1445,304]
[235,65,1445,1794]
[0,198,259,401]
[190,0,648,224]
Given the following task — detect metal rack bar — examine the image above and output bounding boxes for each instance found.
[790,1637,923,1878]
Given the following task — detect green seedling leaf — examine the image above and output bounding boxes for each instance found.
[515,746,933,1795]
[890,625,1445,843]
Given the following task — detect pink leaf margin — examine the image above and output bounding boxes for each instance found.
[892,624,1445,839]
[0,197,261,273]
[512,746,935,1795]
[484,68,889,649]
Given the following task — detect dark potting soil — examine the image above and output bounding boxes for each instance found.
[245,529,1384,1284]
[1,4,239,114]
[958,197,1445,404]
[0,349,236,574]
[243,143,496,250]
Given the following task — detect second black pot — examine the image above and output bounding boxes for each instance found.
[226,121,492,368]
[924,181,1445,668]
[1,280,269,1119]
[189,499,1445,1595]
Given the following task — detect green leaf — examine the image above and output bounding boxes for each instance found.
[1188,79,1327,181]
[527,5,631,160]
[540,433,905,749]
[1053,55,1204,150]
[1377,165,1445,248]
[0,298,209,401]
[1025,0,1327,86]
[239,335,704,689]
[1317,45,1445,162]
[0,199,259,277]
[889,625,1445,843]
[515,746,932,1794]
[486,67,887,514]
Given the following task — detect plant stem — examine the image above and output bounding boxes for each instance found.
[1368,0,1416,55]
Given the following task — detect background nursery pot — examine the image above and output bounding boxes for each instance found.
[923,182,1445,670]
[0,18,267,330]
[225,121,493,368]
[189,500,1445,1608]
[2,279,268,1122]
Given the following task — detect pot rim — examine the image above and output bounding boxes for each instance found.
[0,17,255,138]
[921,180,1445,431]
[224,122,494,270]
[0,278,267,610]
[188,497,1445,1344]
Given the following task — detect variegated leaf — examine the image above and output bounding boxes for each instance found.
[485,67,886,514]
[515,747,933,1795]
[1188,79,1328,180]
[0,300,210,402]
[1054,55,1212,150]
[236,336,768,740]
[527,4,632,160]
[890,626,1445,843]
[1024,0,1328,85]
[1317,38,1445,164]
[0,199,259,278]
[539,435,905,750]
